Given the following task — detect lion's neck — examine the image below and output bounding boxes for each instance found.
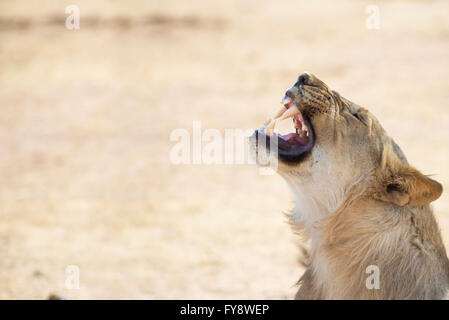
[296,198,449,299]
[284,175,346,232]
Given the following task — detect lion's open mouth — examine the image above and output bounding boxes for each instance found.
[254,96,314,162]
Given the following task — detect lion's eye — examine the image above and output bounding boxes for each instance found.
[352,112,363,122]
[350,110,371,127]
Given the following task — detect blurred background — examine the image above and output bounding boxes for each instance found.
[1,0,449,299]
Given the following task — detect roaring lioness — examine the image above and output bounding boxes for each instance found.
[248,73,449,299]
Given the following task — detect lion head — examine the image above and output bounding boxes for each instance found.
[249,72,442,228]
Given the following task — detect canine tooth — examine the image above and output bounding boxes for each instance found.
[264,117,273,126]
[264,118,278,135]
[279,105,300,120]
[272,105,288,120]
[302,125,309,136]
[266,118,276,130]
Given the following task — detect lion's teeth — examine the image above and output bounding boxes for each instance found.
[302,125,308,136]
[272,106,288,120]
[263,117,273,126]
[279,105,300,120]
[264,118,278,135]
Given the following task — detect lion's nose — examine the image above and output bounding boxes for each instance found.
[295,72,310,87]
[285,72,311,98]
[285,86,299,98]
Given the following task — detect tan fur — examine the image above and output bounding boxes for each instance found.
[250,73,449,299]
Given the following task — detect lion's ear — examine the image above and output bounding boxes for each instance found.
[379,166,442,206]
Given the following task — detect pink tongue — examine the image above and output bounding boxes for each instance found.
[281,133,297,141]
[280,133,308,145]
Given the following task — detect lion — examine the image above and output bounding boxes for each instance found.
[248,72,449,299]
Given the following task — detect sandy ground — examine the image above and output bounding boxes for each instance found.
[1,0,449,299]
